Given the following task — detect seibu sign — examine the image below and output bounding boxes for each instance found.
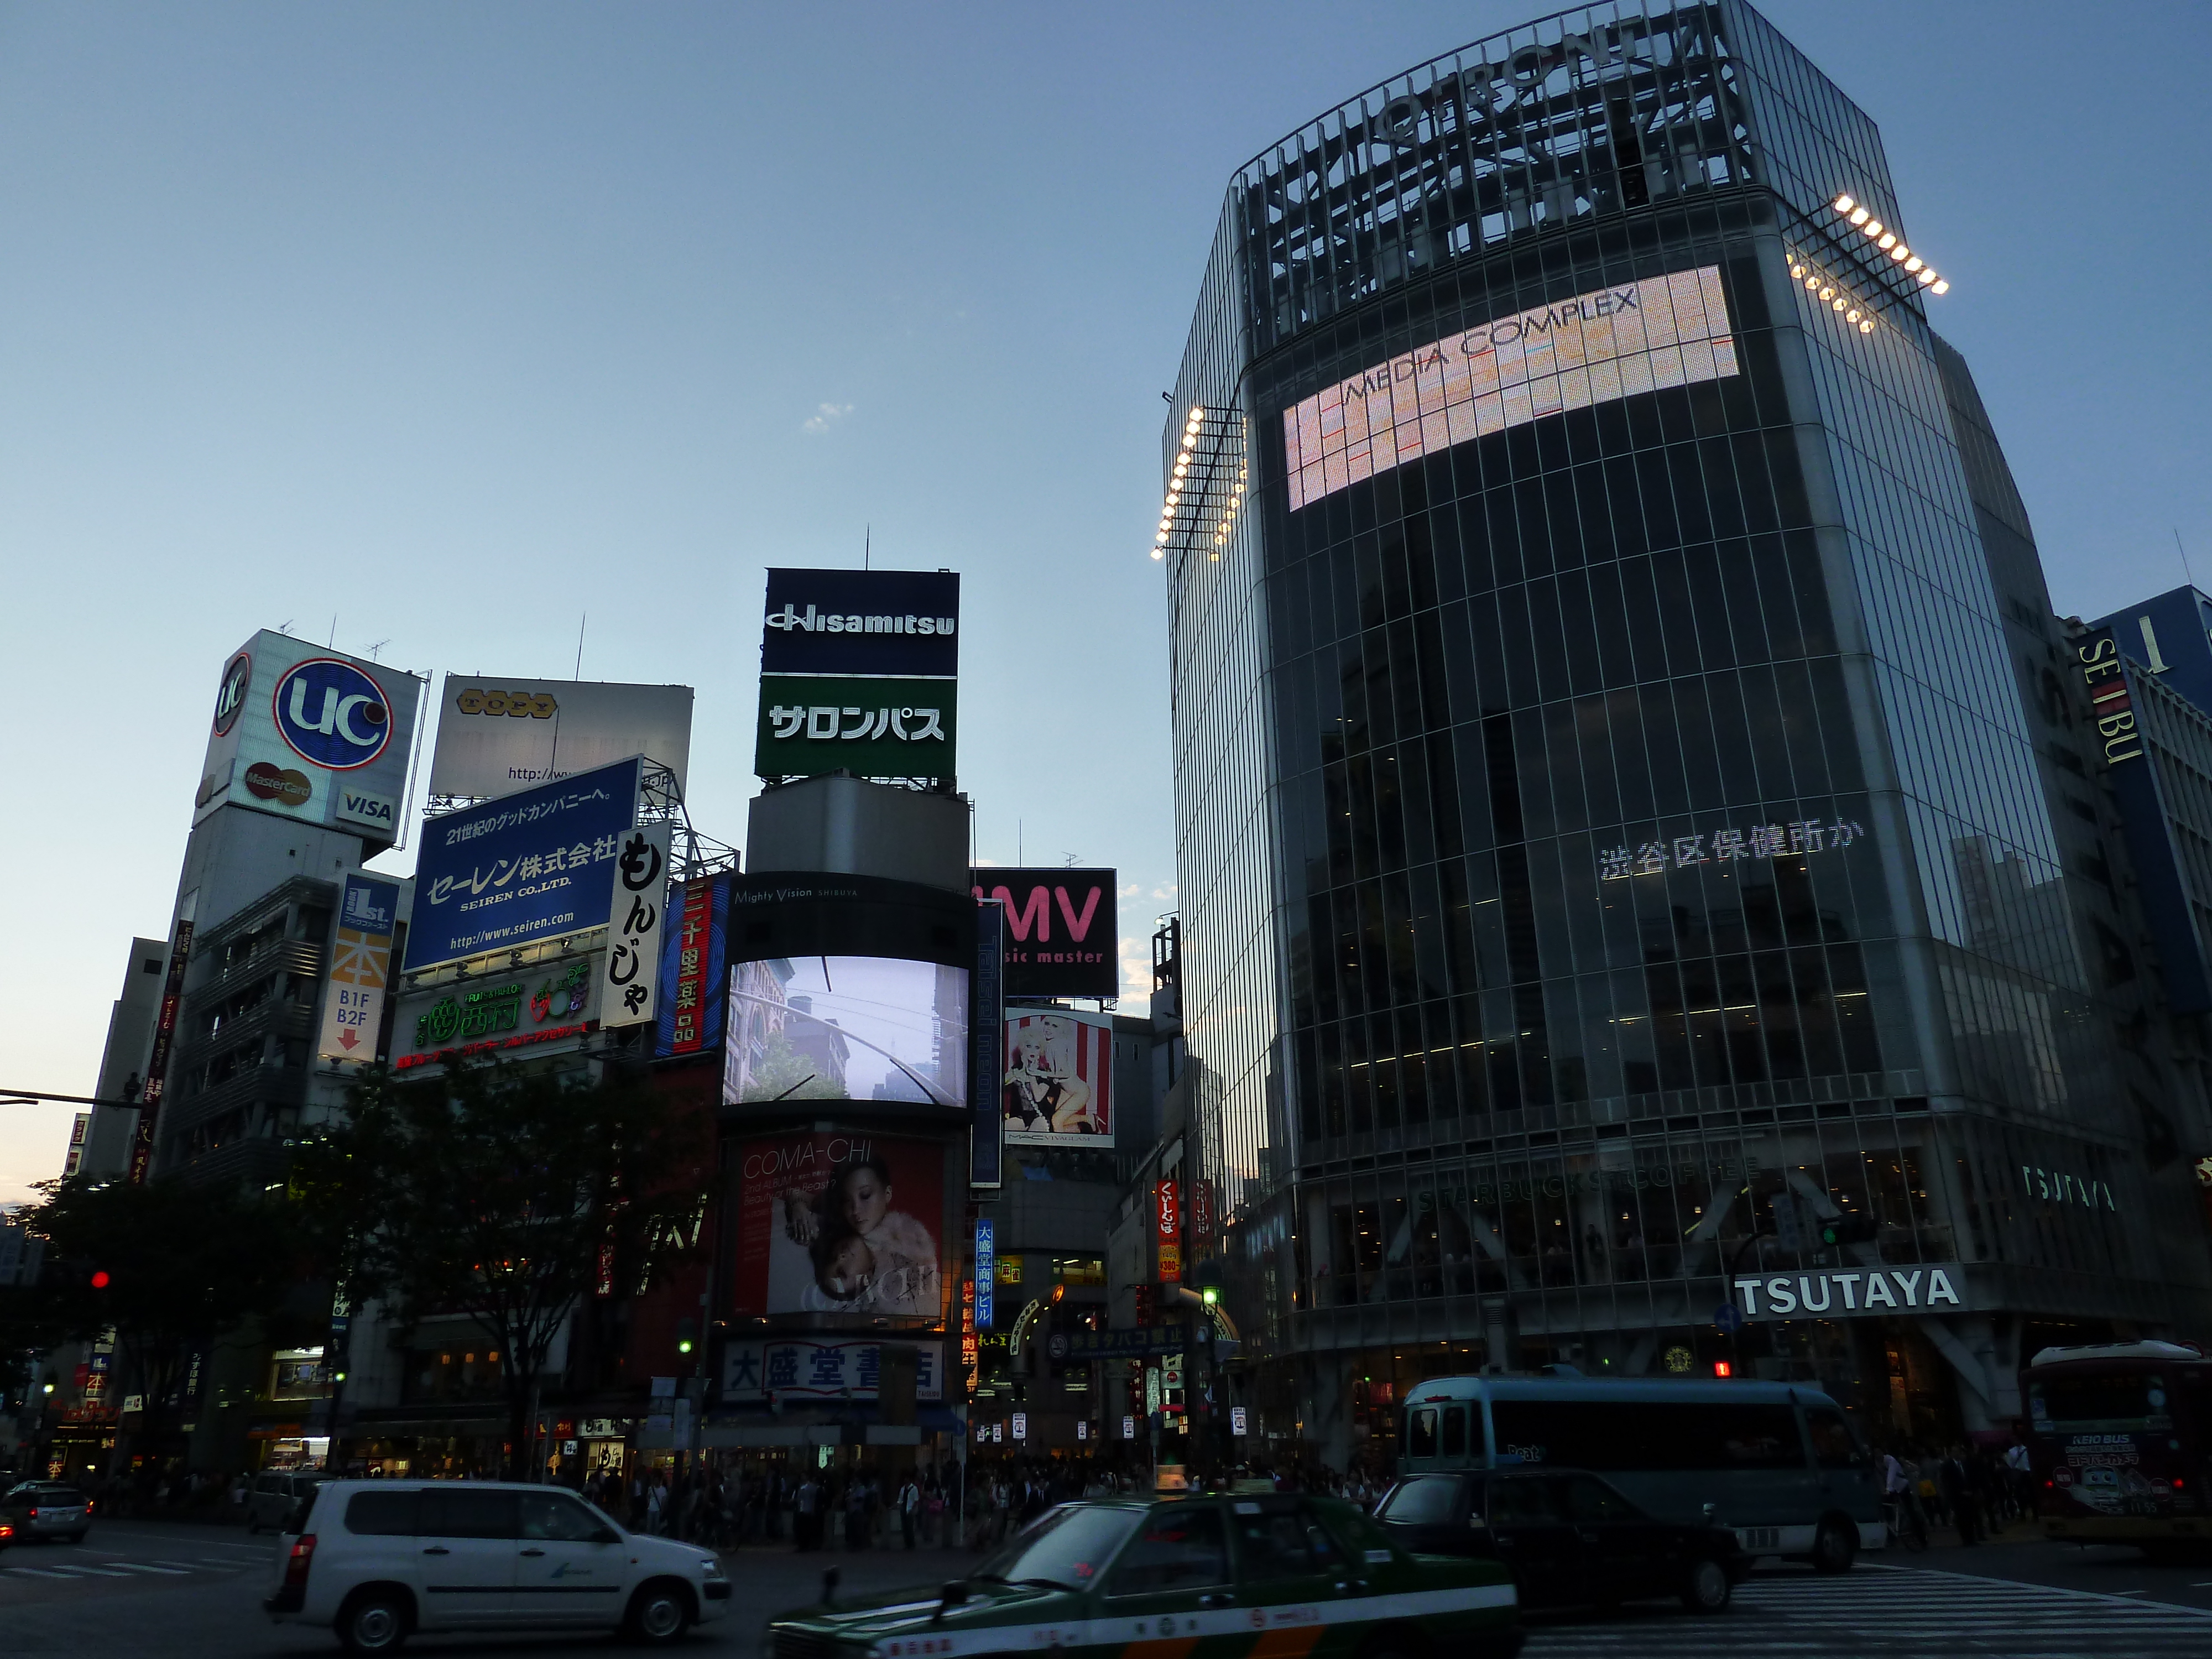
[1731,1262,1966,1321]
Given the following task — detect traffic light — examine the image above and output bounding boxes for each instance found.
[1713,1360,1734,1378]
[675,1317,698,1358]
[89,1270,111,1290]
[1818,1214,1880,1248]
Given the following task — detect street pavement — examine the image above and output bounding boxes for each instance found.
[6,1520,2212,1656]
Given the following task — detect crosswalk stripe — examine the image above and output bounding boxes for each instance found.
[57,1565,132,1577]
[108,1562,191,1574]
[4,1567,81,1579]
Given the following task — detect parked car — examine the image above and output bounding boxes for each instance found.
[1375,1467,1746,1614]
[247,1469,331,1534]
[0,1481,93,1544]
[263,1479,728,1653]
[769,1491,1524,1659]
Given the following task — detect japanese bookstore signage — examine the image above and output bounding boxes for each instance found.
[403,755,643,971]
[317,874,403,1061]
[720,1338,942,1402]
[755,567,958,781]
[970,867,1117,998]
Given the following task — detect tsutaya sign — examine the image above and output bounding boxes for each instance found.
[1731,1263,1967,1322]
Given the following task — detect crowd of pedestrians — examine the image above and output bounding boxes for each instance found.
[1877,1439,2034,1546]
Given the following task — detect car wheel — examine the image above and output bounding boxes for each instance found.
[338,1588,411,1655]
[1812,1517,1857,1574]
[246,1517,259,1536]
[625,1579,693,1645]
[65,1531,86,1545]
[1681,1556,1733,1614]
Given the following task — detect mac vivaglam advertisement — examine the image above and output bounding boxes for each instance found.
[1003,1009,1113,1146]
[732,1131,945,1320]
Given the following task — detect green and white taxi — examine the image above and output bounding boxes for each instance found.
[768,1494,1522,1659]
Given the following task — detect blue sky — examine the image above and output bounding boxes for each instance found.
[2,1,2206,1199]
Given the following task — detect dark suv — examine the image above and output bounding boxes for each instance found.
[1375,1467,1746,1614]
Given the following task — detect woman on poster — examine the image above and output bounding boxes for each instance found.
[783,1154,940,1316]
[1004,1017,1100,1135]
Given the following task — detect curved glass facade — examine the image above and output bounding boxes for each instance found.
[1164,0,2212,1448]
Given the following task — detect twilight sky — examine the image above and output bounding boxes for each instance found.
[2,1,2206,1201]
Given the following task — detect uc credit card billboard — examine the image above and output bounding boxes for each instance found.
[194,630,426,853]
[403,757,641,971]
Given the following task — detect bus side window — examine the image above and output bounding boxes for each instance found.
[1442,1405,1467,1459]
[1804,1406,1864,1470]
[1408,1407,1438,1458]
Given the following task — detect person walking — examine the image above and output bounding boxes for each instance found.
[899,1473,920,1550]
[795,1472,820,1552]
[1940,1447,1982,1545]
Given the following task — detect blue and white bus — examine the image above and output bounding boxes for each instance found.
[1394,1373,1881,1570]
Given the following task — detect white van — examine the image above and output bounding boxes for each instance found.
[263,1479,728,1653]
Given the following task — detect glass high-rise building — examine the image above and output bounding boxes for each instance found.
[1159,0,2212,1458]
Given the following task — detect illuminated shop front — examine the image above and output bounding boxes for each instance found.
[1161,0,2212,1460]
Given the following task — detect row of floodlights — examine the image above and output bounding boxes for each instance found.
[1789,254,1877,334]
[1832,195,1949,294]
[1155,404,1241,561]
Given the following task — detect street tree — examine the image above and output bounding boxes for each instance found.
[293,1057,710,1479]
[7,1175,305,1473]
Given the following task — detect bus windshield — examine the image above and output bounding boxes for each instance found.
[2029,1373,2173,1430]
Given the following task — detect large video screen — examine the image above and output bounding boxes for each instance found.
[731,1128,946,1319]
[724,954,969,1110]
[1282,266,1738,511]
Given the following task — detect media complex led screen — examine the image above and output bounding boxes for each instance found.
[1282,266,1738,510]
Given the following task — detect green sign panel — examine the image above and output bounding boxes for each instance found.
[754,674,957,780]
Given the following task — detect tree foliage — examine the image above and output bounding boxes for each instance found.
[291,1057,709,1477]
[5,1176,306,1462]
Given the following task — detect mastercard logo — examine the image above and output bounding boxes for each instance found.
[243,761,313,808]
[455,687,557,718]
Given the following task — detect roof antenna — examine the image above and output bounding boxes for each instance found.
[865,525,871,572]
[2177,528,2197,592]
[574,613,587,678]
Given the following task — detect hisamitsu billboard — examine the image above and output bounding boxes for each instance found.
[403,757,642,971]
[760,568,960,679]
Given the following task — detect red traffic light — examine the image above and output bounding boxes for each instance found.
[1712,1359,1733,1378]
[90,1270,110,1290]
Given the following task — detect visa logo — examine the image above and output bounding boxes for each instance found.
[338,791,397,829]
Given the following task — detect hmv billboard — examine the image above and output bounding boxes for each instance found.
[971,868,1118,999]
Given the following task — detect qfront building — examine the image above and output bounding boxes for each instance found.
[1159,0,2212,1462]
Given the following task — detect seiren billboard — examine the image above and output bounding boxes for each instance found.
[403,757,642,971]
[755,568,958,781]
[1003,1009,1113,1147]
[971,868,1118,998]
[193,630,426,854]
[426,676,693,799]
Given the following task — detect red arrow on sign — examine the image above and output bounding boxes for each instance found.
[338,1029,360,1051]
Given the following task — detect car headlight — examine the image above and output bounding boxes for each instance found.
[700,1557,725,1577]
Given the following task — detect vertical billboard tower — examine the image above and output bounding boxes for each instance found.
[754,568,959,783]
